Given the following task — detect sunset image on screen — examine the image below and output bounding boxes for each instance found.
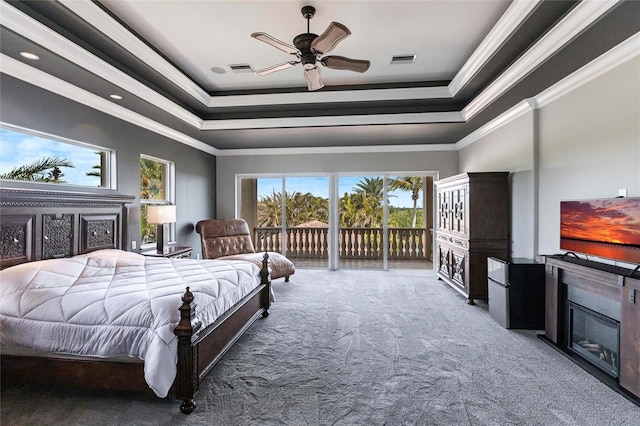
[560,199,640,263]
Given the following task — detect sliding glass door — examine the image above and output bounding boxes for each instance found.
[239,176,330,268]
[238,173,434,271]
[387,176,433,270]
[338,175,385,270]
[284,177,329,268]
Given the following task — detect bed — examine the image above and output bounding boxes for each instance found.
[0,187,271,414]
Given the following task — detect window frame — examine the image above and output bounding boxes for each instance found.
[140,154,176,249]
[0,122,116,189]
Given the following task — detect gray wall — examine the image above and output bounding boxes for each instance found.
[459,110,537,258]
[215,151,458,219]
[0,76,217,253]
[537,57,640,259]
[459,56,640,263]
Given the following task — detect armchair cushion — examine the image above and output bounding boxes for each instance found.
[196,219,295,281]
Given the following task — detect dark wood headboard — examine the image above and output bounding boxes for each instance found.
[0,187,135,269]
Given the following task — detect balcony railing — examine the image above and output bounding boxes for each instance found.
[254,227,429,260]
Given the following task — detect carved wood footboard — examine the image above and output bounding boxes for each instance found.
[174,253,271,414]
[0,187,272,414]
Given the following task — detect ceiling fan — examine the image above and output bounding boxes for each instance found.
[251,5,371,91]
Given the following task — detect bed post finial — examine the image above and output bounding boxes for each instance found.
[260,252,270,285]
[260,253,271,317]
[175,286,202,414]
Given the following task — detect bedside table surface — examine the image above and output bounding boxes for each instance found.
[140,246,192,257]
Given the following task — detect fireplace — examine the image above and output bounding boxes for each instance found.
[566,285,620,378]
[544,256,640,402]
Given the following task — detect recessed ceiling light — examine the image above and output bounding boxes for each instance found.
[109,94,123,100]
[19,51,39,60]
[390,54,417,65]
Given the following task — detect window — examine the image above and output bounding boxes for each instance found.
[140,155,175,247]
[0,124,114,188]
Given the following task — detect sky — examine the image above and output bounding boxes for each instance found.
[0,127,102,187]
[257,176,421,208]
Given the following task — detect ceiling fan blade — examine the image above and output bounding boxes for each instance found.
[251,32,300,55]
[321,56,370,73]
[310,22,351,55]
[304,66,324,91]
[254,61,298,75]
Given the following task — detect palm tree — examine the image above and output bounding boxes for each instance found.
[257,190,283,227]
[287,191,328,226]
[353,177,384,199]
[389,176,424,228]
[0,156,74,182]
[339,191,383,228]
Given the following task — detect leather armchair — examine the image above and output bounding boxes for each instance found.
[195,219,295,282]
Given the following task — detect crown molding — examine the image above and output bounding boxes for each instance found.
[2,24,635,159]
[535,31,640,108]
[58,0,211,106]
[207,86,453,107]
[6,0,616,129]
[455,99,536,150]
[2,1,634,157]
[54,0,524,107]
[456,30,639,150]
[201,111,464,131]
[448,0,540,96]
[463,0,621,120]
[216,142,459,157]
[0,1,203,129]
[0,54,218,156]
[52,0,620,116]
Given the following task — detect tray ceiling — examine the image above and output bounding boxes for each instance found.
[1,0,638,152]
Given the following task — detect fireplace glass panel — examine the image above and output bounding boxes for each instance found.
[569,302,619,378]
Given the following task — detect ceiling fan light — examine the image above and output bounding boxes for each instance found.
[304,67,324,91]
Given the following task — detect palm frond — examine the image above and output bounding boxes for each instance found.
[0,157,74,181]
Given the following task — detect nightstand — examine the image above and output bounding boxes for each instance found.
[140,246,193,259]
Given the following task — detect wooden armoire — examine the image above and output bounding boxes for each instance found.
[434,172,509,304]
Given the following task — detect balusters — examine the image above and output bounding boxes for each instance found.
[253,226,428,261]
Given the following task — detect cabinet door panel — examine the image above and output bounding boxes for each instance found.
[437,244,451,277]
[451,248,468,291]
[450,185,467,236]
[437,190,450,231]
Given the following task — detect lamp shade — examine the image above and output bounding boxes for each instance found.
[147,205,176,224]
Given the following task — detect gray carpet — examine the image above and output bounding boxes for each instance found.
[2,269,639,425]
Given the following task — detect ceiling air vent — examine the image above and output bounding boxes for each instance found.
[390,54,417,65]
[229,64,254,73]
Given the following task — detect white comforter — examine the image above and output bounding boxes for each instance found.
[0,249,262,397]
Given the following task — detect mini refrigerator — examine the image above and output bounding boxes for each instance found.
[487,257,545,329]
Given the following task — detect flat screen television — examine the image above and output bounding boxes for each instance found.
[560,198,640,264]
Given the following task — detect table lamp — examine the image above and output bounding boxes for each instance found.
[147,205,176,253]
